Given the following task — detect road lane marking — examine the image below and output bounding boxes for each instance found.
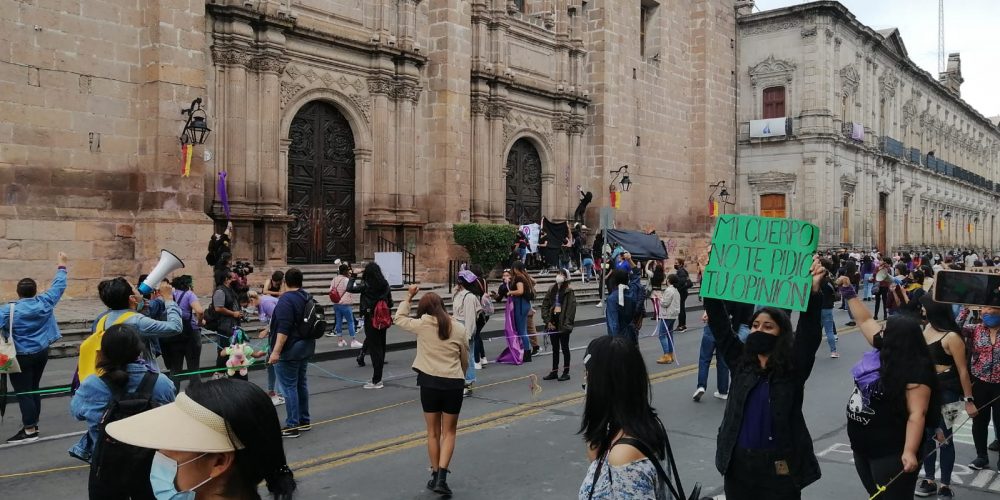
[293,363,701,477]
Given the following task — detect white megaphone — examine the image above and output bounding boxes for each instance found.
[137,249,185,295]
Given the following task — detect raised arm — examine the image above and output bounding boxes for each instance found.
[704,298,742,368]
[38,253,69,308]
[136,282,182,338]
[392,285,421,334]
[791,259,826,383]
[838,276,881,345]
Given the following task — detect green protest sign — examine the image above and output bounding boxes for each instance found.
[701,215,819,312]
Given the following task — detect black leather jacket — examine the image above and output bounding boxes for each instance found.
[704,293,823,489]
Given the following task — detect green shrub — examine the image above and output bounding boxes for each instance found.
[453,223,517,270]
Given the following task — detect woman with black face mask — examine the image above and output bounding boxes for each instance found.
[702,256,825,499]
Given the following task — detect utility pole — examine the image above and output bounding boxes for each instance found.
[938,0,945,74]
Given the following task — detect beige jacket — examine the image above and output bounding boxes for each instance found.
[394,297,469,380]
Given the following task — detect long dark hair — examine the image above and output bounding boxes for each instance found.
[510,261,535,296]
[741,307,796,375]
[362,262,388,293]
[186,379,296,500]
[650,264,666,288]
[879,315,938,405]
[920,295,960,334]
[97,324,145,388]
[416,292,452,341]
[579,336,667,460]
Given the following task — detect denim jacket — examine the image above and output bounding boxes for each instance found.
[0,267,67,354]
[68,363,175,462]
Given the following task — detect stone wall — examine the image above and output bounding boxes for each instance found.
[0,0,214,298]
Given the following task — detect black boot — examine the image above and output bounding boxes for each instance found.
[433,468,452,496]
[558,369,571,382]
[542,370,558,381]
[356,354,365,367]
[522,350,532,362]
[426,469,438,490]
[531,345,540,355]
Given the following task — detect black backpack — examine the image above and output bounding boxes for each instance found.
[89,372,160,497]
[297,291,327,340]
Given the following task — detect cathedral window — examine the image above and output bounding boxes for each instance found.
[763,86,786,119]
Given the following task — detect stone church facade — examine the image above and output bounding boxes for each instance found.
[0,0,736,296]
[736,2,1000,253]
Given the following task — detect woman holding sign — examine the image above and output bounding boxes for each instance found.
[702,256,825,499]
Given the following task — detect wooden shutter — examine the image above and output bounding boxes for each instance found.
[760,194,786,218]
[762,86,786,119]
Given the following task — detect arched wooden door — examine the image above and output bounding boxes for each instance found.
[287,101,356,264]
[505,138,542,225]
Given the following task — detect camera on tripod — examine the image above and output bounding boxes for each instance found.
[232,260,254,278]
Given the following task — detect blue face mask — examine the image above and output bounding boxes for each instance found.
[982,313,1000,328]
[150,451,211,500]
[135,296,146,312]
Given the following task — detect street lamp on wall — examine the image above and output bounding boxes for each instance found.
[180,98,211,145]
[610,165,632,193]
[709,180,734,206]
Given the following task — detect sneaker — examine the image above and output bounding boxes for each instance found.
[968,456,990,470]
[845,321,856,327]
[363,381,384,390]
[299,422,312,432]
[713,391,729,401]
[937,485,953,499]
[271,394,286,406]
[915,479,936,497]
[692,387,706,402]
[463,388,472,397]
[350,339,363,348]
[480,358,488,366]
[281,427,300,438]
[6,428,39,444]
[336,338,347,346]
[831,352,840,358]
[474,362,482,370]
[990,439,999,452]
[676,326,687,332]
[325,332,338,338]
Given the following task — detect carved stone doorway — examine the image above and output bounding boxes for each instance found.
[505,138,542,225]
[287,101,356,264]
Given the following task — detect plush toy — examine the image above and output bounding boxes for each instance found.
[223,328,256,377]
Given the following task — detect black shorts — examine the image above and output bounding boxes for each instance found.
[420,386,464,415]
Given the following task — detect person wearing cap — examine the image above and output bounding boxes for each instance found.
[107,378,297,500]
[1,252,68,444]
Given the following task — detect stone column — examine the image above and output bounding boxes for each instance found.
[368,76,395,218]
[487,99,510,223]
[395,80,420,220]
[254,53,287,209]
[215,45,253,207]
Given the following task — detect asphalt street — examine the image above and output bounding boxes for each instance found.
[1,303,998,499]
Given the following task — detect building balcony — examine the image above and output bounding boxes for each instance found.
[880,136,906,160]
[745,117,793,140]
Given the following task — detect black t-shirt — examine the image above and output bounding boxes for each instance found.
[846,367,936,458]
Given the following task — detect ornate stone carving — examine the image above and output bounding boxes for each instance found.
[487,101,511,120]
[392,82,420,102]
[749,55,796,86]
[249,55,287,74]
[211,46,253,66]
[747,171,797,195]
[348,93,372,122]
[367,77,394,95]
[568,115,586,135]
[280,81,305,108]
[841,174,858,194]
[551,114,568,132]
[840,64,860,97]
[742,20,802,37]
[800,25,817,38]
[879,71,898,99]
[471,96,488,116]
[285,65,302,80]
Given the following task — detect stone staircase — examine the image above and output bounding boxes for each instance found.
[46,266,659,359]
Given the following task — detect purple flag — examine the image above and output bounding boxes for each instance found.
[217,171,231,220]
[495,299,524,365]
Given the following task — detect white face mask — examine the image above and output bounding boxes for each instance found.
[555,275,566,284]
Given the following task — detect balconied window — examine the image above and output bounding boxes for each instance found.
[763,86,786,119]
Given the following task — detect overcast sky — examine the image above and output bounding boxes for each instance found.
[753,0,1000,120]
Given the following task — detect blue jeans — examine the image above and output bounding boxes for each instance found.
[862,274,873,299]
[582,258,595,279]
[275,359,310,427]
[333,304,356,337]
[266,363,280,394]
[518,247,527,263]
[821,308,837,353]
[923,390,961,485]
[513,297,531,352]
[656,319,675,354]
[697,326,729,394]
[465,346,476,384]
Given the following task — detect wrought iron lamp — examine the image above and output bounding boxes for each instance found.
[180,98,211,145]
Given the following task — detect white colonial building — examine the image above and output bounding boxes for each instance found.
[735,1,1000,253]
